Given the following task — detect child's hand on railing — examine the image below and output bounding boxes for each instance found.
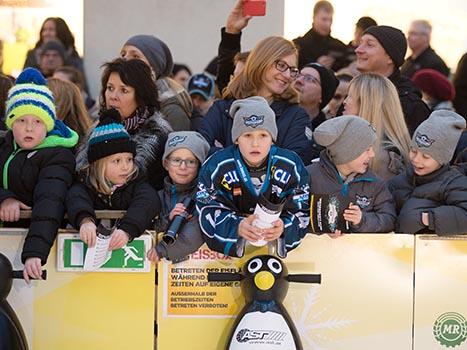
[0,198,30,222]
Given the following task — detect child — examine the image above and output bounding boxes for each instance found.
[389,110,467,234]
[196,96,310,257]
[146,131,210,262]
[0,68,77,282]
[308,115,396,237]
[66,109,159,250]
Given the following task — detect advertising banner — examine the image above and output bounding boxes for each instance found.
[2,230,155,350]
[157,234,415,350]
[413,235,467,349]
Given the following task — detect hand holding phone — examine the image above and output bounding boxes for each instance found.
[242,0,266,17]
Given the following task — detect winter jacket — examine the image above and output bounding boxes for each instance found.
[196,145,310,257]
[453,53,467,119]
[389,165,467,235]
[66,175,160,239]
[388,70,431,135]
[0,128,77,264]
[157,78,193,132]
[374,143,407,182]
[401,46,450,78]
[198,99,310,162]
[453,131,467,175]
[307,150,396,233]
[293,28,349,71]
[154,177,204,261]
[75,110,172,190]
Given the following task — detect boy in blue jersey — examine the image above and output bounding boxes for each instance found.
[196,96,309,257]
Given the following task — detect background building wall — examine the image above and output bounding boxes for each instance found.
[83,0,285,98]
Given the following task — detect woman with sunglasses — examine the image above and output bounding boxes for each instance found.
[199,36,310,162]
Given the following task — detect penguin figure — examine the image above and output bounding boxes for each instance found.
[0,253,33,350]
[208,254,321,350]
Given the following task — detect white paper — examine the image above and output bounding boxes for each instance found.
[83,234,112,271]
[70,241,84,266]
[251,202,282,247]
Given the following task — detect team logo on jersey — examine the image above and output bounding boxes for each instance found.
[415,132,435,148]
[355,195,372,208]
[168,135,187,147]
[243,115,264,128]
[221,170,240,191]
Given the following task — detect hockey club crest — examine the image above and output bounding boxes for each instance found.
[243,115,264,128]
[415,132,435,148]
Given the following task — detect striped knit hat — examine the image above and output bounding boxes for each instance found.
[87,108,136,163]
[5,68,56,131]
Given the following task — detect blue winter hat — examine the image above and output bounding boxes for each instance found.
[87,108,136,163]
[5,68,56,131]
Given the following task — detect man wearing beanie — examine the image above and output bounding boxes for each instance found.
[38,40,66,77]
[294,62,339,130]
[355,25,430,135]
[389,110,467,235]
[146,131,210,263]
[197,96,310,257]
[0,67,77,282]
[307,115,396,236]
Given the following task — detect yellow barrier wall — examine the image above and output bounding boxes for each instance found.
[2,230,155,350]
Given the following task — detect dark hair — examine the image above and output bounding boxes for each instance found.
[172,63,192,77]
[35,17,77,54]
[234,51,250,64]
[0,74,14,129]
[99,58,160,115]
[356,16,378,31]
[55,66,85,90]
[336,73,353,83]
[313,0,334,16]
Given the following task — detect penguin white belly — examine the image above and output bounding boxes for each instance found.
[229,311,297,350]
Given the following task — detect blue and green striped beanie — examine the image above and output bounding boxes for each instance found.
[5,68,56,131]
[87,108,136,163]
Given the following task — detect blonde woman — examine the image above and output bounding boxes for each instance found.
[198,36,310,162]
[343,73,411,180]
[47,77,92,141]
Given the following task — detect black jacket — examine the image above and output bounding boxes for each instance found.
[293,28,349,70]
[401,46,450,78]
[66,176,160,239]
[389,70,431,135]
[389,165,467,234]
[216,27,241,95]
[453,53,467,119]
[0,131,75,264]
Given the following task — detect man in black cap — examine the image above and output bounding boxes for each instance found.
[294,62,338,130]
[355,25,430,134]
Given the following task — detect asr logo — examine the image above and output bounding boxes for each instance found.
[415,132,435,148]
[433,312,467,348]
[168,135,187,147]
[243,115,264,128]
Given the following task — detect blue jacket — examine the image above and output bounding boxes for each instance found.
[198,98,311,162]
[196,145,310,257]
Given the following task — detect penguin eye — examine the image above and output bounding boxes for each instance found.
[247,258,263,273]
[267,258,282,274]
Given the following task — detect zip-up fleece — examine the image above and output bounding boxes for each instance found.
[0,128,78,264]
[307,150,396,233]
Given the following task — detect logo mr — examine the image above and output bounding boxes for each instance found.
[243,115,264,128]
[168,135,186,147]
[433,312,467,348]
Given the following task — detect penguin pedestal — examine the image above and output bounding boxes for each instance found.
[0,253,47,350]
[208,254,321,350]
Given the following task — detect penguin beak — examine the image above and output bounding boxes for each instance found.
[254,271,275,291]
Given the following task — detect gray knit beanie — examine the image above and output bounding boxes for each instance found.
[163,131,210,164]
[124,35,174,78]
[363,25,407,68]
[230,96,277,142]
[411,110,466,165]
[314,115,377,165]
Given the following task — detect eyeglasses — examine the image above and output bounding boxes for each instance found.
[275,60,300,78]
[297,73,320,85]
[167,157,199,168]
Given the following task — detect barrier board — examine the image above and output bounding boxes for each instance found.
[2,229,155,350]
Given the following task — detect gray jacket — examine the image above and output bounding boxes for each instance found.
[389,165,467,234]
[307,151,396,233]
[154,177,204,261]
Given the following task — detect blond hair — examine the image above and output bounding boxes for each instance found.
[47,78,93,139]
[223,36,299,103]
[86,155,138,195]
[349,73,411,172]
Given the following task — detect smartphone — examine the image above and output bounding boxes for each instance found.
[242,0,266,17]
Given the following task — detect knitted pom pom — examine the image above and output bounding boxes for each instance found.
[15,67,47,86]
